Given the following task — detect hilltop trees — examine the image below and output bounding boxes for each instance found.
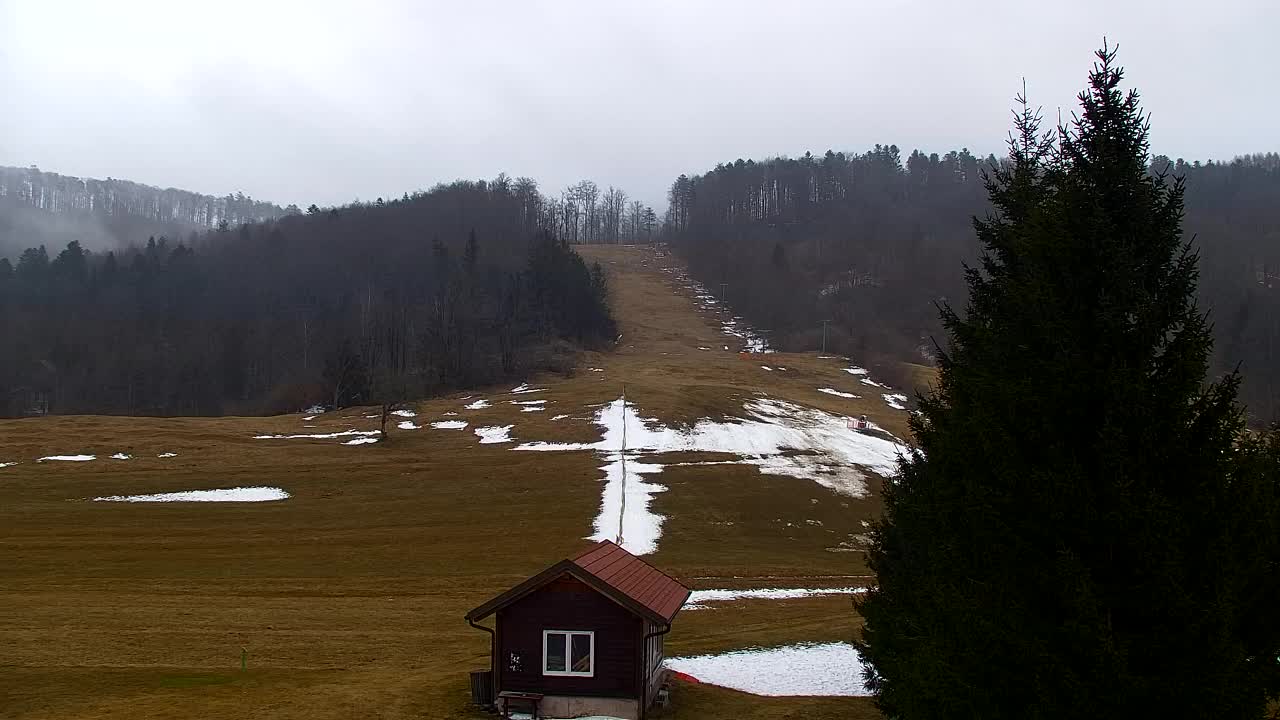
[856,46,1280,718]
[0,165,285,258]
[664,147,1280,423]
[0,178,617,417]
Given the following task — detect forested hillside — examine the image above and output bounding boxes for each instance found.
[665,150,1280,421]
[0,165,289,259]
[0,177,617,417]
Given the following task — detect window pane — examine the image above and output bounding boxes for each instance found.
[571,633,592,673]
[545,633,566,672]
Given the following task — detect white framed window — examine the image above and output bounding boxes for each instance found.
[542,630,594,677]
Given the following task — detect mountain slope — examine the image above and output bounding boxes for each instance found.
[0,245,905,720]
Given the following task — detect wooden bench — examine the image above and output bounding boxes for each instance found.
[497,690,543,719]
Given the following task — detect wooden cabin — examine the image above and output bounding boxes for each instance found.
[466,540,690,720]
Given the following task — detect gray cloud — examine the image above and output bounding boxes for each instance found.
[2,0,1276,210]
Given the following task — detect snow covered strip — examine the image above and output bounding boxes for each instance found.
[665,642,870,696]
[93,486,289,502]
[253,429,380,440]
[685,586,869,609]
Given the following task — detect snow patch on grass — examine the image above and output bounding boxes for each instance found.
[109,453,131,460]
[514,396,906,554]
[344,436,380,445]
[397,421,421,430]
[686,584,865,604]
[39,455,95,462]
[391,409,416,418]
[475,425,513,444]
[760,365,773,371]
[254,430,380,441]
[157,453,178,458]
[844,367,869,375]
[0,462,18,469]
[510,384,545,395]
[94,487,289,503]
[685,586,868,609]
[665,642,869,697]
[883,393,908,410]
[818,388,859,399]
[431,420,468,430]
[464,399,490,410]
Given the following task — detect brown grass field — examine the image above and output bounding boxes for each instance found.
[0,245,932,719]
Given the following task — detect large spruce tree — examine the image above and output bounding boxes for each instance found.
[857,44,1280,718]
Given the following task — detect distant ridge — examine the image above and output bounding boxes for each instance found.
[0,165,290,257]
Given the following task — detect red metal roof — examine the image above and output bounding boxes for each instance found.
[571,540,689,623]
[465,540,690,624]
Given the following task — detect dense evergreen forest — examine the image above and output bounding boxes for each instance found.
[0,177,621,417]
[665,149,1280,421]
[0,165,289,260]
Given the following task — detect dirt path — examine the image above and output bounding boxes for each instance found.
[0,244,905,720]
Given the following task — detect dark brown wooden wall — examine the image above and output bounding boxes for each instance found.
[496,574,641,698]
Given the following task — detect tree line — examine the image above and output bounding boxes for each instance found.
[664,143,1280,421]
[0,176,617,417]
[0,165,289,259]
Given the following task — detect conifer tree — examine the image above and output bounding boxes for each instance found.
[857,43,1280,719]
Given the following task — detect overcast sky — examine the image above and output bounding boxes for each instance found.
[2,1,1276,210]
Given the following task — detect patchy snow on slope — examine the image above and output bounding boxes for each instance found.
[302,415,318,421]
[510,400,546,406]
[818,388,859,399]
[344,436,380,445]
[475,425,513,444]
[721,317,773,354]
[39,455,95,462]
[254,429,380,441]
[860,378,887,388]
[431,420,468,430]
[551,414,570,420]
[157,453,178,458]
[0,462,18,469]
[110,453,131,460]
[94,487,289,503]
[514,396,906,554]
[397,421,421,430]
[392,409,416,418]
[844,367,869,375]
[510,384,545,395]
[685,587,868,609]
[589,367,604,372]
[761,366,773,371]
[518,397,905,487]
[666,642,870,697]
[883,393,908,410]
[464,399,491,410]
